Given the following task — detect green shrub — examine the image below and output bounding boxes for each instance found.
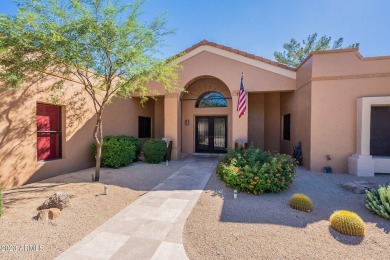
[143,139,167,164]
[216,148,297,194]
[0,188,3,217]
[127,136,141,159]
[92,136,136,168]
[365,184,390,220]
[329,210,365,236]
[290,193,313,212]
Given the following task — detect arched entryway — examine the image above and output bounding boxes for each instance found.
[181,76,232,154]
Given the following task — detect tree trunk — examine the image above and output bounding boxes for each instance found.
[93,113,103,181]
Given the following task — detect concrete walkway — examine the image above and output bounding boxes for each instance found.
[56,156,218,260]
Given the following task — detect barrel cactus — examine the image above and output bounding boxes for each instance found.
[329,210,365,236]
[289,193,313,212]
[365,184,390,220]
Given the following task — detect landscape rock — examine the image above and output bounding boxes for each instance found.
[39,192,75,210]
[342,181,378,194]
[37,208,61,221]
[37,209,49,221]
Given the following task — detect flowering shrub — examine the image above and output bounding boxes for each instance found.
[216,148,297,194]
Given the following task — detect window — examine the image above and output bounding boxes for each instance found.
[36,103,62,161]
[195,91,227,108]
[138,116,151,138]
[283,114,291,141]
[370,106,390,156]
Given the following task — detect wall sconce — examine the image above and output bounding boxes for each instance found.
[185,119,190,126]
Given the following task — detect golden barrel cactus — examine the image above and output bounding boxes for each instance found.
[329,210,365,236]
[289,193,313,212]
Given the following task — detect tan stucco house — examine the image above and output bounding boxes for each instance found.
[1,40,390,189]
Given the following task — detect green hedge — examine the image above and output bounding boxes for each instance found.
[92,136,138,168]
[143,139,167,164]
[216,148,297,194]
[128,136,141,160]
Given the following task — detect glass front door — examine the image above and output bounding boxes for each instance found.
[195,116,227,153]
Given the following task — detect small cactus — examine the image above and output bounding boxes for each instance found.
[329,210,365,236]
[289,193,313,212]
[365,185,390,220]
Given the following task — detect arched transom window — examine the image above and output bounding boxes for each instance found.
[195,91,227,108]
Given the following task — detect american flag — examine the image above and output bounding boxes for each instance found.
[237,74,246,118]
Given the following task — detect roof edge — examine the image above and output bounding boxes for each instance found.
[297,48,390,70]
[180,40,296,72]
[296,48,359,70]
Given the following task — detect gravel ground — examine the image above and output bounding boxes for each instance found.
[0,160,185,260]
[184,167,390,260]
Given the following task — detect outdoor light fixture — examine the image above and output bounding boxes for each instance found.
[185,119,190,125]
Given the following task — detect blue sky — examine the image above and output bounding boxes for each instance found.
[1,0,390,60]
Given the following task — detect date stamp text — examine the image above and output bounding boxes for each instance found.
[1,244,44,252]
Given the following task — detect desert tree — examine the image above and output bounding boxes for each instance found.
[0,0,180,181]
[274,33,359,67]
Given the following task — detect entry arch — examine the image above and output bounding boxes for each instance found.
[181,76,233,154]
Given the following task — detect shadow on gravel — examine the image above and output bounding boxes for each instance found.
[35,155,220,191]
[4,183,67,209]
[211,167,390,233]
[328,227,364,245]
[36,160,188,192]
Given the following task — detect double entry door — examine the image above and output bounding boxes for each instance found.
[195,116,227,153]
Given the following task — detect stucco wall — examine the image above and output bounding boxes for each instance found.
[248,93,265,149]
[164,93,181,159]
[309,51,390,173]
[154,96,165,139]
[280,85,312,168]
[0,76,155,189]
[177,51,295,94]
[249,92,287,152]
[101,97,154,137]
[280,91,294,155]
[311,51,390,77]
[311,79,390,173]
[296,57,313,89]
[264,92,281,152]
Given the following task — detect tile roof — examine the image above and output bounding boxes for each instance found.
[181,40,296,72]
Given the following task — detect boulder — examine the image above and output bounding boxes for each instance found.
[48,208,61,219]
[342,181,378,194]
[39,192,75,210]
[37,208,61,221]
